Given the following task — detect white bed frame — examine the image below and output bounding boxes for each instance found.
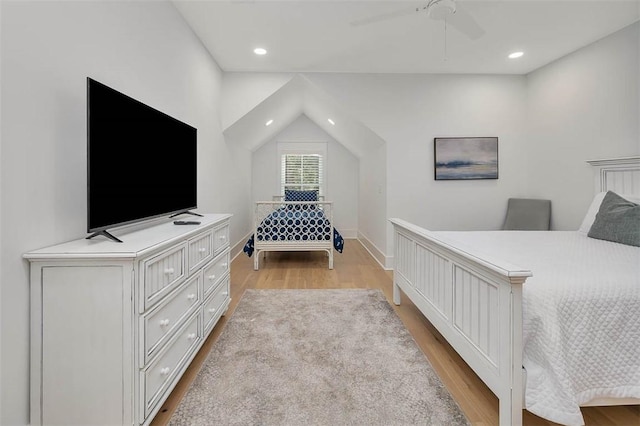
[253,196,334,270]
[390,156,640,426]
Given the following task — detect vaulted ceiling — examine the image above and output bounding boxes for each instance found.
[222,74,385,158]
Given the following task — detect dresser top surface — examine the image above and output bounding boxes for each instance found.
[24,213,232,260]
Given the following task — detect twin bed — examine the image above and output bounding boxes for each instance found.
[390,157,640,426]
[243,193,344,270]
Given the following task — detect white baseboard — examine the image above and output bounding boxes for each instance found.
[357,231,393,270]
[339,228,358,239]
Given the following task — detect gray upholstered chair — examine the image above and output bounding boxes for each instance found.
[502,198,551,230]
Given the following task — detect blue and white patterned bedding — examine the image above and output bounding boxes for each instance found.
[243,205,344,257]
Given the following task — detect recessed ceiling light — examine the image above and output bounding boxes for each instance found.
[508,51,524,59]
[254,48,267,55]
[327,118,335,125]
[265,119,273,126]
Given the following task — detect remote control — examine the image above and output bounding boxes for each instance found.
[173,220,201,225]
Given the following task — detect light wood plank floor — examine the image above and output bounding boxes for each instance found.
[152,240,640,425]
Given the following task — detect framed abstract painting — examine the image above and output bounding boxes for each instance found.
[434,137,498,180]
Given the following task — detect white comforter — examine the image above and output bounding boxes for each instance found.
[436,231,640,426]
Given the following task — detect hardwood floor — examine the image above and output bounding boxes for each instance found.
[152,240,640,425]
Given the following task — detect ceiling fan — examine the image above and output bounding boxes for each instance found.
[350,0,485,40]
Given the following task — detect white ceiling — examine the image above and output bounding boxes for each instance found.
[173,0,639,75]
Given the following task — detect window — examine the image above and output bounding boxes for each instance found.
[281,153,324,195]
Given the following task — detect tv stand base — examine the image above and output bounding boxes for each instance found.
[169,210,203,218]
[86,230,123,243]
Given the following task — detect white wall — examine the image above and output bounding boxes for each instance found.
[305,73,529,255]
[0,2,250,423]
[327,129,359,238]
[526,22,640,230]
[358,142,388,266]
[251,115,359,237]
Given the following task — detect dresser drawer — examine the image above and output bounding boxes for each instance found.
[188,230,213,274]
[141,243,187,310]
[213,223,230,256]
[203,275,230,335]
[141,274,201,366]
[202,251,230,297]
[142,311,201,420]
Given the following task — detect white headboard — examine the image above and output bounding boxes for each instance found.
[587,156,640,197]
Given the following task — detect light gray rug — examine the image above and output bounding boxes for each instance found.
[170,289,469,425]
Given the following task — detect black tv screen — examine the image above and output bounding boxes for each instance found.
[87,78,197,235]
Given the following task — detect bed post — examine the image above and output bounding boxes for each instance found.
[500,278,525,426]
[392,223,406,306]
[254,202,260,271]
[328,202,334,269]
[511,280,524,426]
[393,282,401,305]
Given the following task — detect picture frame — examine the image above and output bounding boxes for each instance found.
[434,137,499,180]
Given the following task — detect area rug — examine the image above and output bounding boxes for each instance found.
[169,289,469,425]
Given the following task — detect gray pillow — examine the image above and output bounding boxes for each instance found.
[588,191,640,247]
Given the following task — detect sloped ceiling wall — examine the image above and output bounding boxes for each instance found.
[222,74,386,157]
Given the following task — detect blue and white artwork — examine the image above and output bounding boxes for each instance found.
[434,137,498,180]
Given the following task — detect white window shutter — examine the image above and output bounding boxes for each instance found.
[281,154,323,195]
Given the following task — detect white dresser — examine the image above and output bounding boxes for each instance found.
[24,214,232,426]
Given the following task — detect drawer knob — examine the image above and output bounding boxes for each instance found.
[159,319,170,327]
[219,235,226,240]
[222,263,228,268]
[187,293,196,301]
[208,307,216,314]
[222,292,229,297]
[198,248,206,254]
[160,367,171,376]
[208,274,216,281]
[187,333,197,340]
[164,268,175,275]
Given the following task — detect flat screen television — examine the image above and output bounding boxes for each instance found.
[87,78,197,242]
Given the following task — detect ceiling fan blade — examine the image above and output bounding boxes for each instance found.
[350,6,417,27]
[447,5,485,40]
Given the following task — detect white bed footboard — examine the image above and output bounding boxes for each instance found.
[390,157,640,424]
[390,218,532,426]
[253,200,334,270]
